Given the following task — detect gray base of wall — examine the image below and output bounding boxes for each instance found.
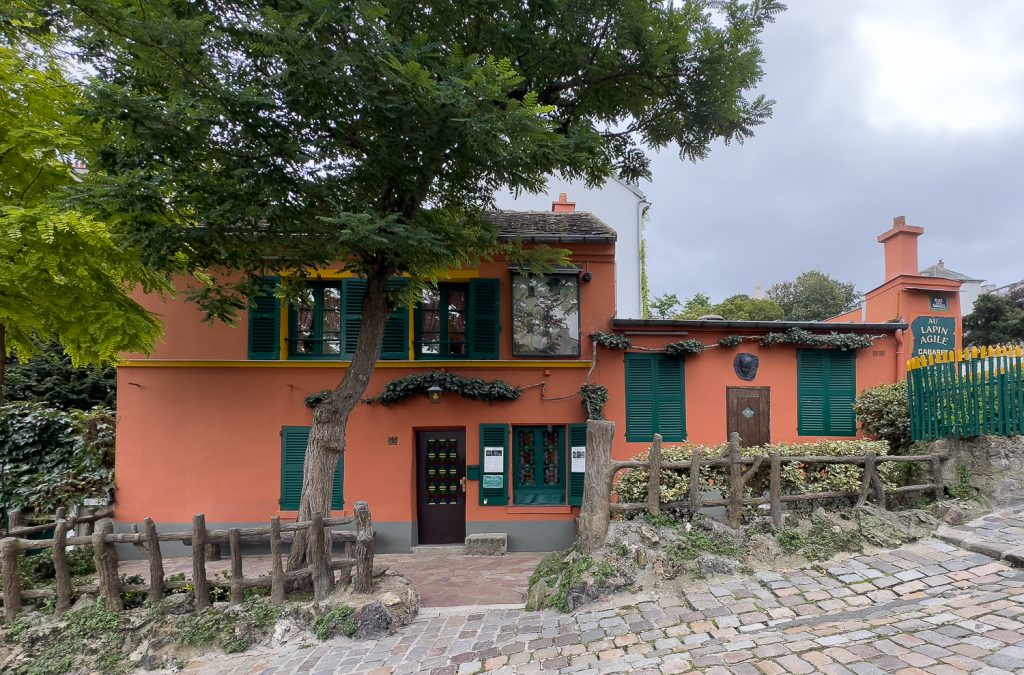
[113,519,573,558]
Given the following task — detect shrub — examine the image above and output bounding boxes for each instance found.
[854,381,911,452]
[0,403,115,514]
[614,439,899,506]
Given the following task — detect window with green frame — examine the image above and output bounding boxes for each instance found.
[624,354,686,442]
[512,425,566,504]
[797,349,856,436]
[414,278,500,359]
[285,278,409,360]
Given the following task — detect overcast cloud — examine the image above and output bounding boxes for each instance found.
[642,0,1024,304]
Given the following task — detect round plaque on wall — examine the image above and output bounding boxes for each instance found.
[734,353,759,381]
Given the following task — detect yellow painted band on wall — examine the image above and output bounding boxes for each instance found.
[120,359,591,369]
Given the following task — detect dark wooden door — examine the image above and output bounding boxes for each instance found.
[727,387,770,447]
[416,430,466,545]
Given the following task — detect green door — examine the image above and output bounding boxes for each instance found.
[512,426,565,505]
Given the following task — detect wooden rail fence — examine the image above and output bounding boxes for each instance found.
[3,506,113,538]
[577,421,948,553]
[0,501,375,620]
[908,344,1024,441]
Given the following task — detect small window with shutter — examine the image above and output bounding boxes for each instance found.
[797,349,856,436]
[280,426,343,511]
[414,278,500,359]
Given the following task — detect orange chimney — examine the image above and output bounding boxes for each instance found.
[552,193,575,213]
[877,215,924,281]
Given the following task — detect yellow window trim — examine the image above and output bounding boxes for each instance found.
[120,359,589,369]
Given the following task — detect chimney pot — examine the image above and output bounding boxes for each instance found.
[893,215,906,227]
[552,193,576,213]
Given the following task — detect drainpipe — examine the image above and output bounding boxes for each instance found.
[894,329,905,381]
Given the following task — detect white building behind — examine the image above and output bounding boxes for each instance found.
[495,176,649,318]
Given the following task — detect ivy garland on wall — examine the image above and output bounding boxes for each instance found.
[369,371,522,406]
[758,328,873,350]
[591,327,876,356]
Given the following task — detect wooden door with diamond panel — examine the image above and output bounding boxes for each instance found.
[727,387,770,447]
[416,430,466,545]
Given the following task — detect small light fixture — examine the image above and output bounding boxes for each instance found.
[427,385,444,404]
[581,271,593,283]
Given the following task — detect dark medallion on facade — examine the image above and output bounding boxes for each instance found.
[734,353,759,381]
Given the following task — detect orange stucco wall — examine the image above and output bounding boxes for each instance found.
[114,241,910,545]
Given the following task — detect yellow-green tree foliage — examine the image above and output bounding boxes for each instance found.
[0,9,167,397]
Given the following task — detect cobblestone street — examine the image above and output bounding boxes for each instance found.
[174,507,1024,675]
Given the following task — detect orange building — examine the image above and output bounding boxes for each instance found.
[114,206,952,552]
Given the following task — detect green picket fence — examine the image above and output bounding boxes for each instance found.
[908,345,1024,441]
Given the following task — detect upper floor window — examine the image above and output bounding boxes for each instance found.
[417,283,469,357]
[511,273,580,357]
[291,283,342,356]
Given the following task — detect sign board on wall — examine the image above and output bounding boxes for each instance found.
[911,315,956,357]
[483,447,504,473]
[481,474,504,490]
[930,296,949,311]
[570,446,586,473]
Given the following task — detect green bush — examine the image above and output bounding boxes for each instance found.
[614,439,898,506]
[853,381,911,452]
[0,403,115,514]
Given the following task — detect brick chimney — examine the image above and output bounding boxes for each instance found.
[551,193,575,213]
[877,215,924,281]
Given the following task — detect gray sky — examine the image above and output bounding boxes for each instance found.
[643,0,1024,304]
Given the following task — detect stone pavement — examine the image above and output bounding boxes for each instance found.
[120,550,545,608]
[937,505,1024,566]
[175,530,1024,674]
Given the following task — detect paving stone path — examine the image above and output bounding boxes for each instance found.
[175,510,1024,675]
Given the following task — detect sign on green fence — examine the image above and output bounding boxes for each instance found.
[911,315,956,357]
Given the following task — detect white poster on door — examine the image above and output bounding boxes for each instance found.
[483,447,504,473]
[571,446,586,473]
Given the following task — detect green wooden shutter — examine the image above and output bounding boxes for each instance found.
[331,449,345,510]
[568,423,587,506]
[656,357,686,442]
[340,279,366,359]
[827,351,857,436]
[381,278,410,360]
[248,277,280,360]
[625,354,656,442]
[468,278,500,359]
[479,423,509,506]
[280,426,308,510]
[797,350,826,435]
[281,426,344,510]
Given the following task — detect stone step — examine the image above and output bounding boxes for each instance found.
[411,544,465,555]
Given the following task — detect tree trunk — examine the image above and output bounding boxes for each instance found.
[287,269,392,571]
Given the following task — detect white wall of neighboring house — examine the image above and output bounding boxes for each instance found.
[959,280,984,316]
[495,176,649,319]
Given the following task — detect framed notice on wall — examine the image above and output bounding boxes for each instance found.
[483,446,505,473]
[570,446,586,473]
[482,474,504,490]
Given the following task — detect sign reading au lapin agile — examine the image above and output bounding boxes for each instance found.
[911,315,956,357]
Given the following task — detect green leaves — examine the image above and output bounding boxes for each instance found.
[766,271,860,322]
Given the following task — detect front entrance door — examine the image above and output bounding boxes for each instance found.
[727,387,771,447]
[416,430,466,545]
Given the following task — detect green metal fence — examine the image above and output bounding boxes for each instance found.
[908,345,1024,441]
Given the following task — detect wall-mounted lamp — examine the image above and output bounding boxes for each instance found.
[581,272,593,283]
[426,385,444,404]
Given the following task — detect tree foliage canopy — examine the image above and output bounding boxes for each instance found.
[59,0,784,316]
[0,7,166,394]
[963,292,1024,346]
[4,340,116,410]
[766,270,859,321]
[650,292,784,320]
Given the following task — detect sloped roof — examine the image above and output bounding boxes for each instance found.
[919,260,982,282]
[485,211,617,243]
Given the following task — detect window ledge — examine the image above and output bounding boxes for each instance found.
[505,505,572,514]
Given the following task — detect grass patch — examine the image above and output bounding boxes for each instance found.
[527,551,600,613]
[665,528,737,561]
[313,605,357,640]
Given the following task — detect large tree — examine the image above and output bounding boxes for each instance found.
[0,7,166,403]
[59,0,783,564]
[963,293,1024,346]
[767,270,859,321]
